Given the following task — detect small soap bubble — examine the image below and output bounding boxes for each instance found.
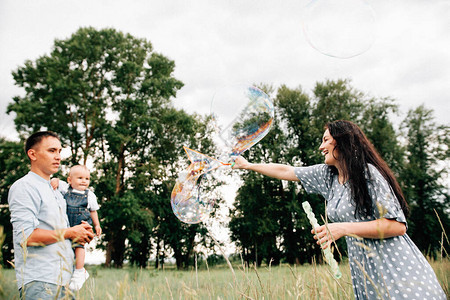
[302,0,376,59]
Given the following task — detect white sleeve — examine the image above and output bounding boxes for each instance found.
[58,180,69,194]
[88,190,99,211]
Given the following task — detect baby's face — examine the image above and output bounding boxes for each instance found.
[68,168,90,191]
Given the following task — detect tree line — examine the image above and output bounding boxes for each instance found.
[0,27,448,269]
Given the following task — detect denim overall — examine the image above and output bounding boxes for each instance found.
[65,187,92,227]
[65,187,92,248]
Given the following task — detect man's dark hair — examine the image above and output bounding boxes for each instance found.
[25,131,60,154]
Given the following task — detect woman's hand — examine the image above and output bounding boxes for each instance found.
[232,156,251,170]
[312,223,347,249]
[312,219,406,248]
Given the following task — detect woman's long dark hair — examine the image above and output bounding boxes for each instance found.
[326,120,409,218]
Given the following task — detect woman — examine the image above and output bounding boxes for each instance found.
[233,120,446,299]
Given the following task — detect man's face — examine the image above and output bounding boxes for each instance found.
[28,136,62,180]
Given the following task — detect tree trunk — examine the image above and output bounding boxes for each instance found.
[255,243,258,267]
[111,233,125,268]
[115,144,125,194]
[105,239,114,267]
[105,144,127,268]
[155,238,160,269]
[175,251,182,269]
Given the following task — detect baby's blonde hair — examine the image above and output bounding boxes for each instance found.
[68,165,90,177]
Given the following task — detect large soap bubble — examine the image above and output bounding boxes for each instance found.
[210,85,274,162]
[171,147,222,224]
[302,0,376,59]
[171,86,274,224]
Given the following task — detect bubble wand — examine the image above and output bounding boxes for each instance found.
[302,201,342,279]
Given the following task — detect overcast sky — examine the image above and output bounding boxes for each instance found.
[1,0,449,141]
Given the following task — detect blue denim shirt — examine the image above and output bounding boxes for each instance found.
[8,172,74,289]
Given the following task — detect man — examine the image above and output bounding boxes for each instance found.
[8,131,94,299]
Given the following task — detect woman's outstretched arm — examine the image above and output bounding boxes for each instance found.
[232,156,299,181]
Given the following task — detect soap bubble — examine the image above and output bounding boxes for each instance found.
[210,84,274,161]
[302,0,376,59]
[171,86,274,224]
[171,147,221,224]
[171,173,216,224]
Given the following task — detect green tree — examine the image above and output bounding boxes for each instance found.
[6,27,220,268]
[359,97,404,175]
[128,111,220,270]
[229,147,284,267]
[275,84,325,265]
[0,138,29,268]
[229,84,285,266]
[99,50,183,267]
[9,28,117,164]
[312,79,365,129]
[400,105,450,256]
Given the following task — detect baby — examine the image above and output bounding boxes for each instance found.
[51,165,101,291]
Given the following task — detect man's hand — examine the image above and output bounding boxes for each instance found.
[64,221,94,245]
[27,222,93,247]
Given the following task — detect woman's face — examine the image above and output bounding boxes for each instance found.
[319,129,339,167]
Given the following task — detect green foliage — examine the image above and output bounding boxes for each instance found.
[359,97,404,174]
[400,105,450,256]
[312,78,365,127]
[0,138,28,268]
[229,172,283,266]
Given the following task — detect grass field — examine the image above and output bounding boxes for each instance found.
[1,258,448,299]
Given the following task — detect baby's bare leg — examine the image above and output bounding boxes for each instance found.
[75,247,86,269]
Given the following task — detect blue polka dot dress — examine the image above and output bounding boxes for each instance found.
[295,164,446,300]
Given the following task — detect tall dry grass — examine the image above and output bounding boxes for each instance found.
[1,258,448,299]
[0,209,448,300]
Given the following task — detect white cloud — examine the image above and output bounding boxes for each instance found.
[1,1,448,132]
